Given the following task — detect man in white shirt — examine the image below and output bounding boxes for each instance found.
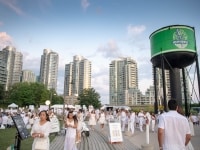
[158,99,191,150]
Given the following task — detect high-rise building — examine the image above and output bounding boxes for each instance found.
[144,86,155,105]
[0,46,23,91]
[125,87,143,105]
[64,55,91,103]
[155,68,171,105]
[21,70,36,83]
[39,49,59,90]
[109,57,138,105]
[0,54,7,87]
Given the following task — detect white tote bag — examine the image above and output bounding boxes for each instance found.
[35,138,48,150]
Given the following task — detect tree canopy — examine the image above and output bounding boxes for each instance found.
[6,82,63,107]
[78,88,101,109]
[0,84,5,101]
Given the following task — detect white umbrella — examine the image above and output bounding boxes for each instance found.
[8,103,18,108]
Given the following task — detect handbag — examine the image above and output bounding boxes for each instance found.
[35,138,48,150]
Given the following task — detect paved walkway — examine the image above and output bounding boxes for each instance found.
[50,123,200,150]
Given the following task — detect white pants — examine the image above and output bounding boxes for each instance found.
[121,120,126,132]
[130,121,135,134]
[139,118,144,132]
[151,120,155,132]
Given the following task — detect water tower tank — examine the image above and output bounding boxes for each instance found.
[150,25,196,69]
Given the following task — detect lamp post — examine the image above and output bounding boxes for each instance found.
[49,87,56,110]
[45,100,51,110]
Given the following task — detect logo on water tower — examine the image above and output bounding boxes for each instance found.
[173,28,188,48]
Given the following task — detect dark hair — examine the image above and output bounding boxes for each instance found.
[67,111,74,118]
[67,111,78,123]
[168,99,178,110]
[39,110,50,121]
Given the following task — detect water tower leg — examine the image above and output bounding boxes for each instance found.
[169,68,182,106]
[153,66,158,114]
[182,68,189,116]
[161,56,167,112]
[195,55,200,102]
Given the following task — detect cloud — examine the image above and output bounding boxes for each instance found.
[0,0,25,16]
[0,32,13,49]
[139,78,153,94]
[81,0,90,10]
[92,73,109,104]
[127,24,146,38]
[22,52,41,73]
[97,40,122,58]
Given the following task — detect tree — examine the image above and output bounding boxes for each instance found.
[0,84,5,102]
[7,82,50,107]
[78,88,101,109]
[51,95,64,105]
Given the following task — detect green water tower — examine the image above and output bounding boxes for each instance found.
[149,25,199,114]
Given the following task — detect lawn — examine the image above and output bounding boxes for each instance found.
[0,127,56,150]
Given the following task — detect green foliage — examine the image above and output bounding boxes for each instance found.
[78,88,101,109]
[0,84,5,101]
[190,103,200,107]
[0,127,56,150]
[6,82,57,107]
[131,105,154,113]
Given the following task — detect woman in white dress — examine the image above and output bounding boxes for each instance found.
[88,110,96,130]
[64,111,78,150]
[130,111,135,135]
[31,110,51,150]
[98,110,106,129]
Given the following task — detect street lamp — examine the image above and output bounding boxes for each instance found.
[45,100,51,110]
[49,88,56,108]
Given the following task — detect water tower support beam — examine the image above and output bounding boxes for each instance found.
[169,68,182,106]
[195,55,200,102]
[161,55,167,112]
[153,66,158,114]
[182,68,189,116]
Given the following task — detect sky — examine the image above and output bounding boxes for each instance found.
[0,0,200,104]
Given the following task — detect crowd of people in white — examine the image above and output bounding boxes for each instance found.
[0,106,199,150]
[0,107,200,133]
[0,108,57,129]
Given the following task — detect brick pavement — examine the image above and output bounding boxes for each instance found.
[50,123,200,150]
[125,124,200,150]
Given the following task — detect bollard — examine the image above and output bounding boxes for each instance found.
[146,124,149,144]
[141,120,154,150]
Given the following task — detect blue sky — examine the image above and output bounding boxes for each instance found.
[0,0,200,104]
